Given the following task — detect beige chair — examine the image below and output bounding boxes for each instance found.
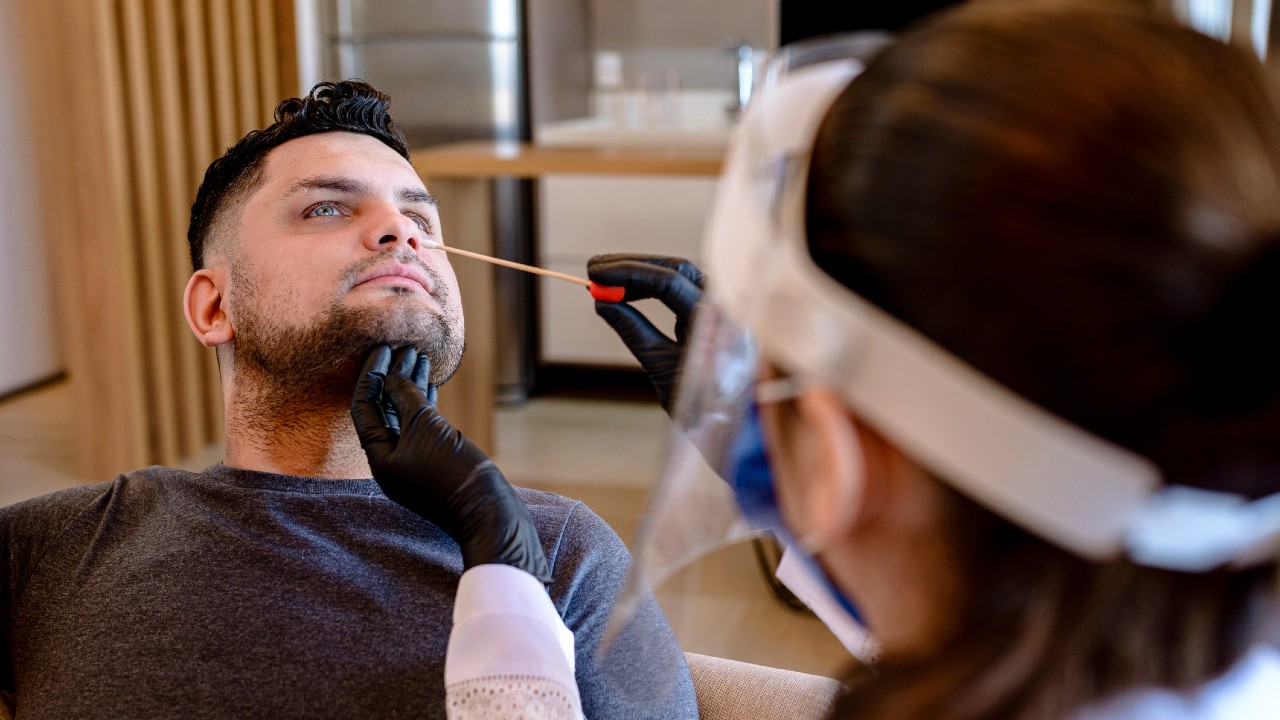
[685,651,843,720]
[0,656,843,720]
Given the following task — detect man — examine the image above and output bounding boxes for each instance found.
[0,80,695,718]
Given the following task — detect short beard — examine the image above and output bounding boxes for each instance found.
[229,254,465,417]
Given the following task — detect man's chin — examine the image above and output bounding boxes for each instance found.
[234,300,464,396]
[336,305,464,385]
[345,304,437,344]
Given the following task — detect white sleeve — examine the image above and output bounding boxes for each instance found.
[444,564,584,720]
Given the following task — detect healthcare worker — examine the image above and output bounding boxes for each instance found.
[353,1,1280,718]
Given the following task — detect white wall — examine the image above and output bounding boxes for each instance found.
[1174,0,1276,58]
[588,0,772,91]
[0,0,64,395]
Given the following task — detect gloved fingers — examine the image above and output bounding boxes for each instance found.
[411,352,431,389]
[673,303,700,345]
[587,254,702,284]
[383,347,419,434]
[353,345,392,413]
[588,253,705,289]
[409,352,439,410]
[390,346,418,378]
[383,360,434,428]
[594,300,677,360]
[586,258,704,320]
[351,345,397,453]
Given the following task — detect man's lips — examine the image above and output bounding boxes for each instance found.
[353,263,436,294]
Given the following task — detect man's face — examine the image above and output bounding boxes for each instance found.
[217,131,464,393]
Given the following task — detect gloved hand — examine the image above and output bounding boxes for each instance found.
[377,349,436,437]
[587,254,705,413]
[351,345,552,584]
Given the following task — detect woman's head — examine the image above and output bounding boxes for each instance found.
[807,0,1280,497]
[747,1,1280,717]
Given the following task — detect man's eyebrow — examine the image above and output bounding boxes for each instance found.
[282,175,436,207]
[284,175,368,198]
[398,187,438,207]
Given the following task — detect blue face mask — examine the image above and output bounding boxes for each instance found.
[725,401,866,628]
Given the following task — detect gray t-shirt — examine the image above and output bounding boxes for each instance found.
[0,464,696,718]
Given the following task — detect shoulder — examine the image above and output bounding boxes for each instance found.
[1,466,197,540]
[514,486,628,566]
[115,464,202,487]
[516,487,617,535]
[514,487,635,616]
[514,485,582,515]
[0,481,113,534]
[1,480,115,603]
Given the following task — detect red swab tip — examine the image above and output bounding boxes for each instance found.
[588,282,626,303]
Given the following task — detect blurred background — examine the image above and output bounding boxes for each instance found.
[1,0,1274,675]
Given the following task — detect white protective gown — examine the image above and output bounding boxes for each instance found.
[444,565,583,720]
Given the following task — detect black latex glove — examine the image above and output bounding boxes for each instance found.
[351,345,552,584]
[587,254,705,414]
[379,349,437,437]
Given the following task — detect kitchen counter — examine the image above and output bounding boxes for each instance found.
[412,140,723,179]
[411,141,723,452]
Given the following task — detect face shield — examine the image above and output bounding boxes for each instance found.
[595,39,887,701]
[598,31,1280,702]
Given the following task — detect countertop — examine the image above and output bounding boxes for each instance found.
[410,140,724,179]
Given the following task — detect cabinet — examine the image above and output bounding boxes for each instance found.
[537,175,718,365]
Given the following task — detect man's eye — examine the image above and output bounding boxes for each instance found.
[305,202,345,218]
[406,212,432,233]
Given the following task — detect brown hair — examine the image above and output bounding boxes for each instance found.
[804,2,1280,718]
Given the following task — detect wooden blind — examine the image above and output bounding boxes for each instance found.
[17,0,297,480]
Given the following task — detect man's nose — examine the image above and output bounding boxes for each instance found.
[363,205,422,253]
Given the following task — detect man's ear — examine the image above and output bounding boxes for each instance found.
[184,269,234,348]
[792,387,884,545]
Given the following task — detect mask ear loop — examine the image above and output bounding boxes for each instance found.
[753,379,879,663]
[756,375,804,405]
[751,375,831,557]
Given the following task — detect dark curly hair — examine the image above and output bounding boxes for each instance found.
[186,80,410,270]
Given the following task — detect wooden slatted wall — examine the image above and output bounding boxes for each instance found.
[17,1,298,480]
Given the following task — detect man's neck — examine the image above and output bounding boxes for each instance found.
[222,383,373,479]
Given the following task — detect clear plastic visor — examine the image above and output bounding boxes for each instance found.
[620,303,768,601]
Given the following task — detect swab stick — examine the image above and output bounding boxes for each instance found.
[437,245,626,302]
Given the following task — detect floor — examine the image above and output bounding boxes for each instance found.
[0,382,849,678]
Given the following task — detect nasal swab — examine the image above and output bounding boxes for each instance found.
[435,244,626,302]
